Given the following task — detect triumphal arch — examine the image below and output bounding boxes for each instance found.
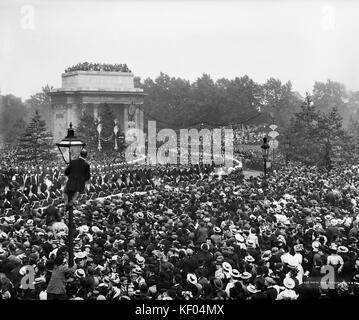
[49,64,146,145]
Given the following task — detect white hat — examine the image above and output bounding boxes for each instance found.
[74,252,87,259]
[240,271,252,280]
[91,226,102,233]
[283,277,296,289]
[136,212,144,219]
[136,256,145,265]
[245,255,255,263]
[235,234,244,243]
[222,262,232,273]
[187,273,197,284]
[77,225,89,233]
[338,246,349,254]
[213,227,221,233]
[75,269,86,278]
[230,269,241,279]
[247,284,259,294]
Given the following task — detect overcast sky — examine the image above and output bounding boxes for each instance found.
[0,0,358,100]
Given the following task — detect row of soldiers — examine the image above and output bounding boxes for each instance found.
[0,162,217,212]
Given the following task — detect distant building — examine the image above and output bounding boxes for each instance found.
[48,66,146,144]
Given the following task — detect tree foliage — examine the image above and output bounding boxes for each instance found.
[282,93,356,169]
[313,80,350,127]
[0,94,28,146]
[75,110,98,154]
[76,104,124,160]
[139,73,302,130]
[25,84,53,127]
[16,111,56,164]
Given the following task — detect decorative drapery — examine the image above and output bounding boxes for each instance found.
[114,119,119,150]
[96,117,126,151]
[97,117,102,151]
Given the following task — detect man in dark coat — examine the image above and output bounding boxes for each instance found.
[64,149,91,208]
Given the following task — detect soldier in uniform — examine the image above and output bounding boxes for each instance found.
[24,172,32,187]
[31,184,38,196]
[48,186,57,199]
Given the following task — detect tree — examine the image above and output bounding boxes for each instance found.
[75,110,98,154]
[0,94,28,145]
[217,75,262,125]
[286,93,321,165]
[17,111,56,164]
[316,107,345,170]
[262,78,302,128]
[284,93,354,169]
[25,84,53,127]
[4,118,27,145]
[312,80,349,126]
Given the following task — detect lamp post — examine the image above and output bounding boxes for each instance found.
[56,123,86,267]
[261,136,270,178]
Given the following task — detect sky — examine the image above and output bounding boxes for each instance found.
[0,0,358,100]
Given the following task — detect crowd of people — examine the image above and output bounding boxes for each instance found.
[64,62,131,73]
[1,145,359,300]
[234,125,267,145]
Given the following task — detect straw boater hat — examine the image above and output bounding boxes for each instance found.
[75,269,86,278]
[246,239,255,248]
[230,269,241,279]
[187,273,197,284]
[222,262,232,273]
[247,284,259,294]
[91,226,102,233]
[213,227,221,234]
[283,277,296,289]
[77,225,89,234]
[338,246,349,254]
[136,256,145,266]
[245,255,255,263]
[235,234,244,243]
[240,272,252,280]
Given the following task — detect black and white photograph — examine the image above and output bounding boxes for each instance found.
[1,0,359,316]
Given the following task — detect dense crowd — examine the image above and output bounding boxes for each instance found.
[1,152,359,300]
[64,62,131,73]
[234,125,266,145]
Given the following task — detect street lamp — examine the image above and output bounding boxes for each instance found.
[261,136,270,178]
[56,123,85,267]
[56,123,86,164]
